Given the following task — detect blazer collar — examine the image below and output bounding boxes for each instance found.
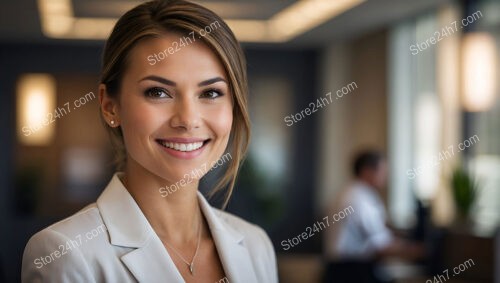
[97,173,182,282]
[97,173,152,248]
[197,192,259,282]
[96,173,258,283]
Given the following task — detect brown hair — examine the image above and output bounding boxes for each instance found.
[100,0,250,207]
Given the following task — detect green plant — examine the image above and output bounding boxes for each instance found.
[450,167,478,219]
[237,156,283,225]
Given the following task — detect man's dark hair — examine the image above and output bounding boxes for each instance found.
[353,150,384,177]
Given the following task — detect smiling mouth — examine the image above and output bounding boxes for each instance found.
[156,139,209,152]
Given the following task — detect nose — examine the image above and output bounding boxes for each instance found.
[170,95,200,131]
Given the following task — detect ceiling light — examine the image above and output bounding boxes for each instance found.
[38,0,364,42]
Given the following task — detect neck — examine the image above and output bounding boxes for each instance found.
[122,159,203,244]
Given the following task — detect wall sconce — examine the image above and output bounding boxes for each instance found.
[16,74,56,146]
[462,32,497,112]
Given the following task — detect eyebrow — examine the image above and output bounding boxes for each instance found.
[198,77,227,87]
[139,75,176,86]
[139,75,227,87]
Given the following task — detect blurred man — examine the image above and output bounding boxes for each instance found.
[323,150,424,283]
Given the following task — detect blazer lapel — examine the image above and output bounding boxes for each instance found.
[97,173,183,283]
[198,193,259,283]
[96,174,259,283]
[121,235,184,283]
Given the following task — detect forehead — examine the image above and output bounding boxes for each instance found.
[125,32,227,81]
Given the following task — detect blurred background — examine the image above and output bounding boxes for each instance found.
[1,0,499,282]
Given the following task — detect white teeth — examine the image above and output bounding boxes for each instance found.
[159,141,204,152]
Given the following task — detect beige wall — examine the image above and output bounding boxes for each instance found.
[350,31,388,152]
[317,30,388,212]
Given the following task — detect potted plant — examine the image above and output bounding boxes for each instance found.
[450,167,479,225]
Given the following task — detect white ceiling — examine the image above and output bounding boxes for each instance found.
[0,0,452,47]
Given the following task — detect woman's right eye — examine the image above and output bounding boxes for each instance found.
[144,87,171,99]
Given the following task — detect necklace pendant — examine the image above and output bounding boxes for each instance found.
[189,263,194,275]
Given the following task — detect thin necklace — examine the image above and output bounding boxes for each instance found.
[163,218,202,276]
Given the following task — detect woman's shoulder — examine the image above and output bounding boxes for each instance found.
[22,203,107,282]
[23,202,109,259]
[30,203,104,240]
[212,208,269,237]
[210,208,276,256]
[198,192,273,246]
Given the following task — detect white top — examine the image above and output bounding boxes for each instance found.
[22,173,278,283]
[324,181,393,261]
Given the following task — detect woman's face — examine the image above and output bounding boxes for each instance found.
[109,33,233,184]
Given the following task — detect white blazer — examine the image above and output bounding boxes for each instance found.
[22,174,278,283]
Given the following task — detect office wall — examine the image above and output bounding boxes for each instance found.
[317,30,388,212]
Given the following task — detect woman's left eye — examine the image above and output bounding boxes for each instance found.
[201,89,223,99]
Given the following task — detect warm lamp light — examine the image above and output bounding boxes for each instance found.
[17,74,56,146]
[462,33,497,112]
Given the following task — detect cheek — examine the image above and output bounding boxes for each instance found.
[119,98,164,147]
[209,105,233,139]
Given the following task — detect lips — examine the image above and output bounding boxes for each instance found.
[155,138,209,152]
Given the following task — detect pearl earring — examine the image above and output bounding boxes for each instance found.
[110,120,115,126]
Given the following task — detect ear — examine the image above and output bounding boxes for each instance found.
[99,84,120,127]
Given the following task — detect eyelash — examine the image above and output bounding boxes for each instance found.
[144,87,170,99]
[201,88,224,99]
[143,87,224,100]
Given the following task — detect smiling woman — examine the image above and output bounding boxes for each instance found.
[21,1,278,283]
